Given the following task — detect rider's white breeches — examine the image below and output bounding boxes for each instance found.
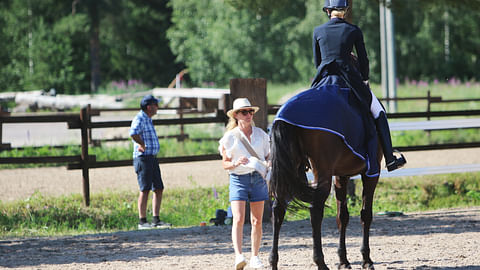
[370,90,385,119]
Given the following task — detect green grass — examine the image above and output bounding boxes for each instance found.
[1,172,479,238]
[0,185,230,238]
[283,172,480,222]
[267,81,310,104]
[370,81,480,112]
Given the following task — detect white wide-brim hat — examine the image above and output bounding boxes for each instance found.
[227,98,260,117]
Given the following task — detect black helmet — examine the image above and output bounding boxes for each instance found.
[323,0,349,12]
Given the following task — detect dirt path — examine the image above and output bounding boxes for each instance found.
[1,149,480,269]
[1,148,479,202]
[0,207,478,269]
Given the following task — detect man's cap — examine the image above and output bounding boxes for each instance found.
[140,94,159,108]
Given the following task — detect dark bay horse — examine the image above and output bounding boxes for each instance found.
[268,119,382,270]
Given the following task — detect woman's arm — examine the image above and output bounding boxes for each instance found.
[313,30,322,69]
[221,146,248,170]
[354,28,369,81]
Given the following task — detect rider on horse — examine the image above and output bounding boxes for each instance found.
[312,0,406,172]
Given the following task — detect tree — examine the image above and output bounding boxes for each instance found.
[225,0,290,15]
[101,0,182,87]
[0,0,89,93]
[168,0,312,86]
[0,0,180,93]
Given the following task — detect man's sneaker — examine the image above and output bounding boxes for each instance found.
[138,222,152,230]
[151,220,172,229]
[249,256,264,269]
[234,254,247,270]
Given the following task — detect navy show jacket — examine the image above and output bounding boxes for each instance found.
[312,17,369,81]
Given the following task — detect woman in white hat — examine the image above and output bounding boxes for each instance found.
[219,98,270,269]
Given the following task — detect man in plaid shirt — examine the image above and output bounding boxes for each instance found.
[130,94,170,229]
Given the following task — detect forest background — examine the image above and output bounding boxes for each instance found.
[0,0,479,95]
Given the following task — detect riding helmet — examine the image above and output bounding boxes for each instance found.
[323,0,349,12]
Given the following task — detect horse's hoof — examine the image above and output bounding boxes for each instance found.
[318,264,330,270]
[338,263,352,269]
[269,254,278,270]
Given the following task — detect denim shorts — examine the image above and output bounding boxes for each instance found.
[229,171,269,202]
[133,155,164,191]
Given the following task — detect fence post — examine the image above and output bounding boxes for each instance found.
[177,108,186,141]
[87,104,93,145]
[80,106,91,206]
[229,78,268,130]
[427,90,432,143]
[0,110,2,148]
[229,78,271,223]
[0,109,11,151]
[427,90,432,121]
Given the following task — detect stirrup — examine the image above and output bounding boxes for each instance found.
[386,151,406,172]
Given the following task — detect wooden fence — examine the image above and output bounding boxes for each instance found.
[1,90,480,205]
[0,105,228,206]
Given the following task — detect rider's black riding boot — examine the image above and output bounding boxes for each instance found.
[375,112,407,171]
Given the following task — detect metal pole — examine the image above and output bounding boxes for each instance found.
[379,2,388,108]
[380,0,397,113]
[385,0,397,112]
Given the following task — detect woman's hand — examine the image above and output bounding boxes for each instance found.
[222,147,249,170]
[234,156,249,167]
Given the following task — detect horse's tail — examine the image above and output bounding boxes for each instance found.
[269,120,313,209]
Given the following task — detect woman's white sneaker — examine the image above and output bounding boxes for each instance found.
[235,254,246,270]
[249,256,264,268]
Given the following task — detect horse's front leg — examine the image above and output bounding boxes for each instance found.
[335,176,351,269]
[310,180,331,270]
[360,175,378,270]
[269,199,286,270]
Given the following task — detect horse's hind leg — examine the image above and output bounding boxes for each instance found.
[335,176,351,269]
[310,178,331,270]
[360,175,378,270]
[269,199,286,270]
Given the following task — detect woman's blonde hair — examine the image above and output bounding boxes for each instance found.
[331,9,346,18]
[225,113,255,131]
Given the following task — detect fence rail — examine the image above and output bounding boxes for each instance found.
[1,91,480,205]
[0,105,228,206]
[0,155,86,164]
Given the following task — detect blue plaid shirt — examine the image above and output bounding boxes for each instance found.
[129,110,160,158]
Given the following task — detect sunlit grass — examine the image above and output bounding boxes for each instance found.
[2,172,478,238]
[284,172,480,221]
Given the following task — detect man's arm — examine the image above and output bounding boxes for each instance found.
[131,134,145,152]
